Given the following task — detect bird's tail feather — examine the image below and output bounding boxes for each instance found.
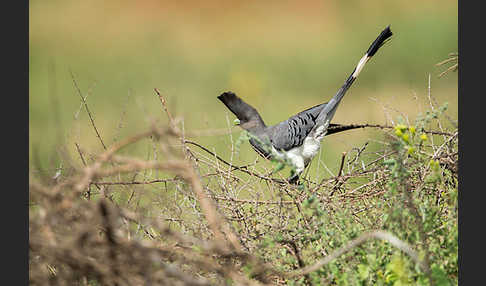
[366,25,393,57]
[314,26,393,131]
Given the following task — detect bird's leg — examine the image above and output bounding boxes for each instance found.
[287,173,300,184]
[287,168,302,185]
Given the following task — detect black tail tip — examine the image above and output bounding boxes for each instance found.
[366,25,393,57]
[383,25,393,38]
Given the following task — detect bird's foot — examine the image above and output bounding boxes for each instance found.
[287,173,300,185]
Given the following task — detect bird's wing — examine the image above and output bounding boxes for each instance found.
[269,103,326,151]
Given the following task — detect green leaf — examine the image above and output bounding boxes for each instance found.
[273,162,285,173]
[358,264,370,280]
[431,265,451,286]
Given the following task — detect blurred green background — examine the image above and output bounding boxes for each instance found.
[29,0,457,178]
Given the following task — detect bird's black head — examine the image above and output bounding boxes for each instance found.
[217,91,266,132]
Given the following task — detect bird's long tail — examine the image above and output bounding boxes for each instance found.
[313,26,393,130]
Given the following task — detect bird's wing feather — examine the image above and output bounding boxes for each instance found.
[270,103,326,151]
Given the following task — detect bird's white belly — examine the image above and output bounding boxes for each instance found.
[291,136,322,164]
[272,135,323,173]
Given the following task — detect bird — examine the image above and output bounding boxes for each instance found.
[217,26,393,184]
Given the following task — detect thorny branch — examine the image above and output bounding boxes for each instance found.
[30,88,457,285]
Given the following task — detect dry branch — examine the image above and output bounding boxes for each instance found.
[287,230,425,278]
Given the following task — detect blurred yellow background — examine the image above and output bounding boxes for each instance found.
[29,0,457,177]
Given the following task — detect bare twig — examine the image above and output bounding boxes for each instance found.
[154,88,174,121]
[337,152,347,178]
[70,70,107,150]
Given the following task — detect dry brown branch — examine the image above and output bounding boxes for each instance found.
[432,131,458,160]
[287,230,425,278]
[210,195,294,205]
[337,152,347,178]
[280,240,312,285]
[184,139,285,184]
[93,178,180,186]
[436,52,458,78]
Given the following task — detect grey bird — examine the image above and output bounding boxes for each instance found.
[218,26,393,184]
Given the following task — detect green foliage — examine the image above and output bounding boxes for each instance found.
[234,130,251,153]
